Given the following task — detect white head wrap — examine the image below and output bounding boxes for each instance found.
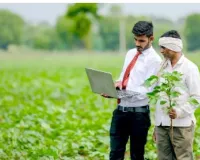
[158,37,183,52]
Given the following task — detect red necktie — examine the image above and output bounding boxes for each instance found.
[117,51,141,104]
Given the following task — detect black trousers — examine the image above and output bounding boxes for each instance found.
[109,107,151,160]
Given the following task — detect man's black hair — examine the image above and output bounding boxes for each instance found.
[160,30,181,39]
[132,21,153,37]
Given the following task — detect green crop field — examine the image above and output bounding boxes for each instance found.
[0,52,200,160]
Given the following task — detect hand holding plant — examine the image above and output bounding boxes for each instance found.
[144,70,199,142]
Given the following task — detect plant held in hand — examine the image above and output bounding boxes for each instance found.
[144,71,200,142]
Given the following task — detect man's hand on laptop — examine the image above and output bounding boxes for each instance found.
[101,81,122,98]
[101,93,113,98]
[115,81,122,90]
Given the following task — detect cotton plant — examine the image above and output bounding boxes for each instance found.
[144,71,183,111]
[144,70,200,141]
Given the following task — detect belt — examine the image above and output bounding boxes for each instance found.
[117,105,149,113]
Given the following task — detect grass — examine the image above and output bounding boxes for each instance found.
[0,52,200,160]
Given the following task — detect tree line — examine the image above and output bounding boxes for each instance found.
[0,4,199,52]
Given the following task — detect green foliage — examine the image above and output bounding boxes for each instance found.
[91,33,105,51]
[189,97,200,107]
[144,67,200,158]
[22,24,38,48]
[145,71,183,110]
[67,3,99,19]
[23,23,63,50]
[145,70,200,113]
[0,9,24,49]
[0,55,112,159]
[98,16,120,51]
[184,14,200,52]
[1,7,200,52]
[33,25,61,50]
[64,3,100,50]
[0,53,200,159]
[56,16,83,50]
[0,54,157,159]
[144,75,158,87]
[69,12,92,38]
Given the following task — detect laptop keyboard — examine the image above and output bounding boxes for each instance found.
[117,90,140,98]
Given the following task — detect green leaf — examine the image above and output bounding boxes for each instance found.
[149,98,158,106]
[161,72,171,78]
[144,75,158,87]
[170,91,181,98]
[160,100,167,105]
[147,92,156,97]
[153,86,161,93]
[172,71,183,77]
[189,97,200,106]
[171,103,176,107]
[169,76,180,81]
[154,86,161,90]
[160,84,169,91]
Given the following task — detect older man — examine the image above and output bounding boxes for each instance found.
[154,30,200,160]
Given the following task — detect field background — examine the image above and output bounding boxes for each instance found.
[1,3,200,160]
[0,51,200,160]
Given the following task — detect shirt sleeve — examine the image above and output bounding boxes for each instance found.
[175,65,200,118]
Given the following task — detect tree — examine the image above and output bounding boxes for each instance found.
[32,23,62,50]
[22,23,38,48]
[65,3,100,50]
[23,22,62,50]
[0,10,24,50]
[184,14,200,52]
[98,16,120,51]
[56,16,82,50]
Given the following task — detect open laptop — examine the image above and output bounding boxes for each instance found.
[85,68,140,99]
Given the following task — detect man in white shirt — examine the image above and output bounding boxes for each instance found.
[102,21,161,160]
[154,30,200,160]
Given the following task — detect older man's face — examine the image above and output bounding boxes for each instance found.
[160,46,176,59]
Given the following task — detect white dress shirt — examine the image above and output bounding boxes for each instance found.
[116,46,162,107]
[155,55,200,127]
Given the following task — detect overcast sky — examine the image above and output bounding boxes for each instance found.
[0,3,200,25]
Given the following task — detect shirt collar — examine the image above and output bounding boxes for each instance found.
[167,54,185,66]
[177,54,184,64]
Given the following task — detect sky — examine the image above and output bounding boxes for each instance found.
[0,3,200,25]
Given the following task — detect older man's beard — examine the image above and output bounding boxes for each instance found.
[162,52,173,60]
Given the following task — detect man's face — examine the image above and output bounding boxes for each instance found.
[134,35,153,52]
[160,46,175,59]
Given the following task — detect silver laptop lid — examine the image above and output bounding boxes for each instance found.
[85,68,118,98]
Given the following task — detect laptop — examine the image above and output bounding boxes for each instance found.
[85,68,139,99]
